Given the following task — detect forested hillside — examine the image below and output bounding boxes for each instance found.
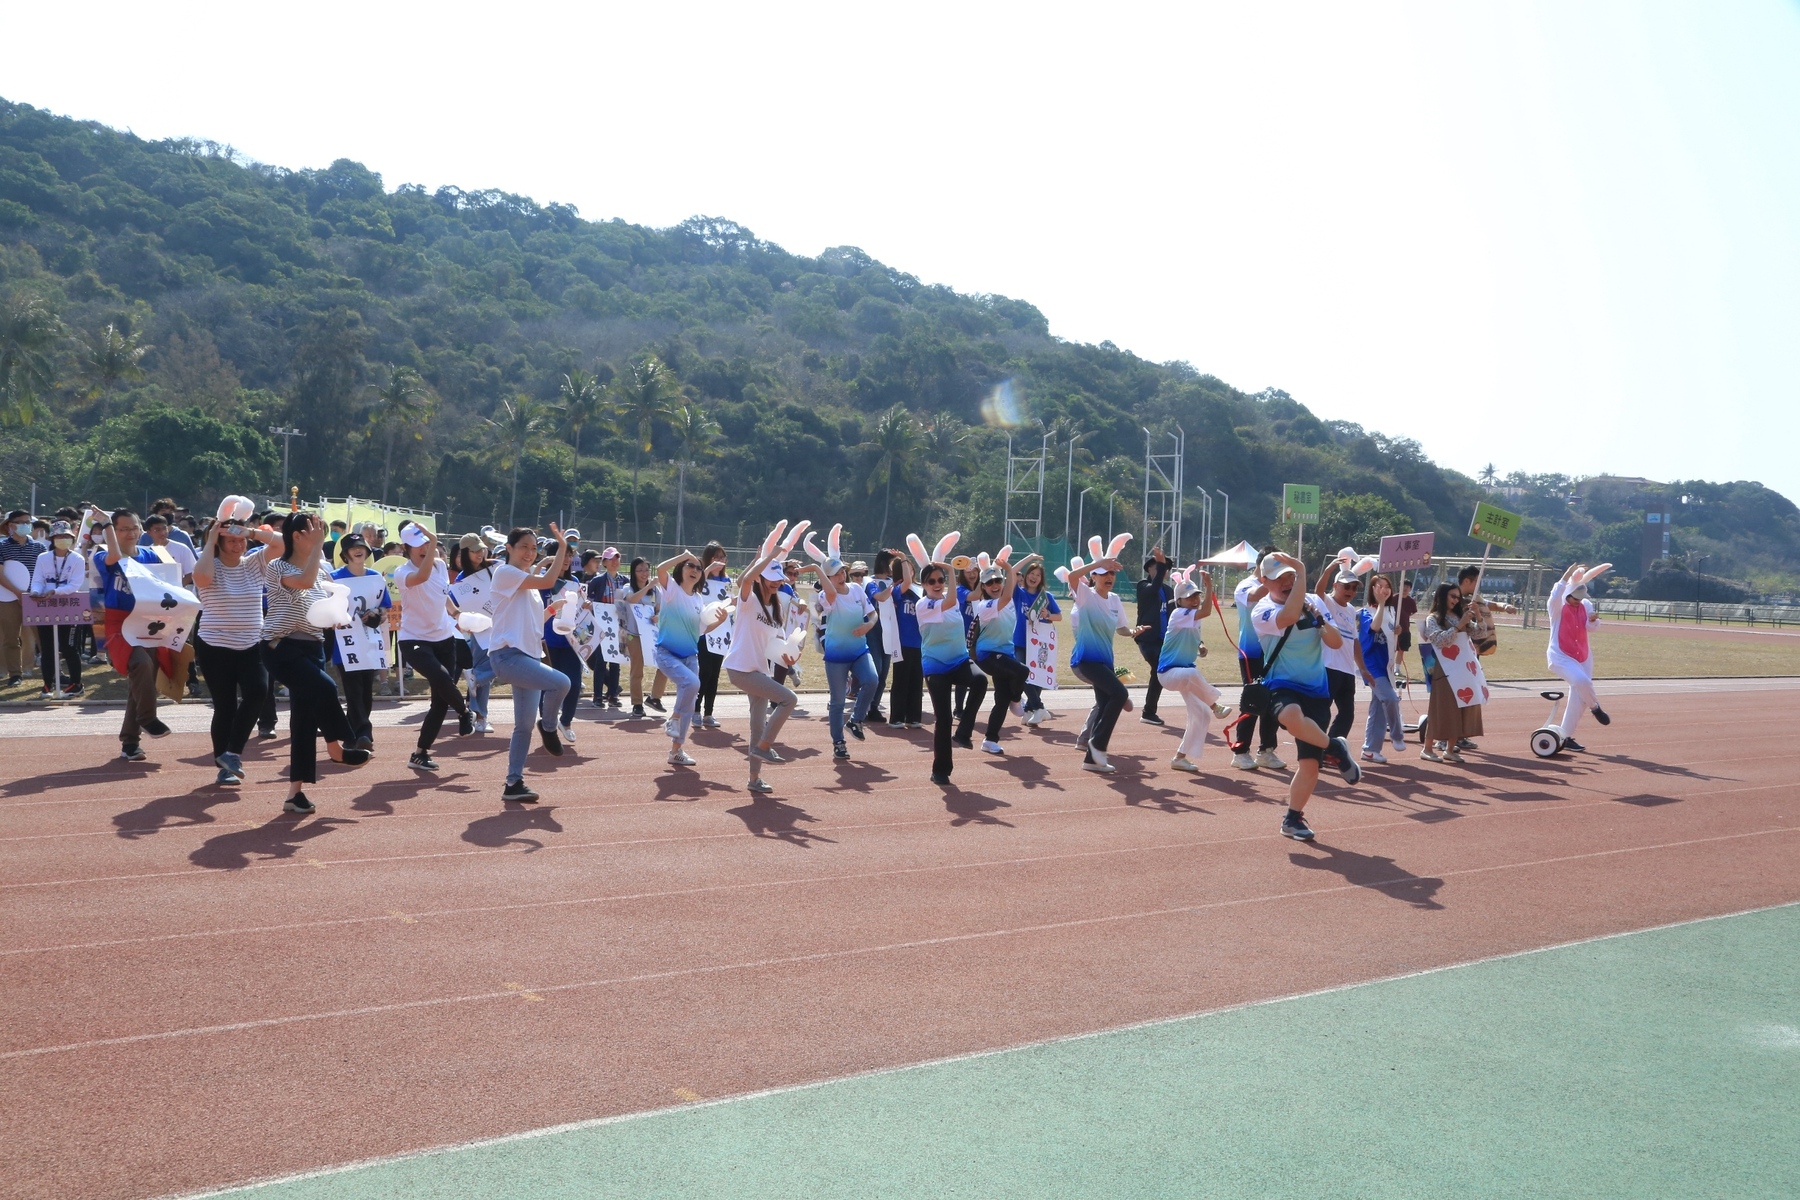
[1,98,1793,592]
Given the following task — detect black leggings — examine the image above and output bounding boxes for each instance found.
[36,625,81,689]
[1074,660,1129,753]
[263,637,353,785]
[977,651,1028,741]
[1326,667,1357,741]
[398,637,467,749]
[890,645,924,724]
[1136,636,1164,717]
[697,647,724,716]
[341,667,375,743]
[192,635,268,759]
[925,662,985,777]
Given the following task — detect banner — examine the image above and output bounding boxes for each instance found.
[1469,501,1522,549]
[1377,532,1436,573]
[333,573,392,673]
[1025,617,1059,690]
[118,558,200,652]
[700,577,734,656]
[632,603,658,646]
[594,605,627,665]
[1281,483,1320,524]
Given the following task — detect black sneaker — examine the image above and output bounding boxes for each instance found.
[338,747,372,766]
[1140,713,1165,726]
[1456,738,1479,751]
[1563,738,1586,752]
[1591,707,1611,726]
[631,704,645,718]
[408,750,439,772]
[283,793,316,814]
[930,772,952,786]
[833,742,850,760]
[645,697,665,713]
[257,727,278,740]
[1325,737,1362,784]
[352,736,375,753]
[120,743,146,762]
[1281,810,1315,841]
[538,722,564,756]
[951,735,974,750]
[142,718,172,739]
[846,719,865,742]
[458,709,474,736]
[866,710,885,724]
[503,779,540,803]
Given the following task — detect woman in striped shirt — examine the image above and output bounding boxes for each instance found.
[263,512,370,814]
[192,517,283,786]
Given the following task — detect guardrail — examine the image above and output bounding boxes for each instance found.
[1592,599,1800,627]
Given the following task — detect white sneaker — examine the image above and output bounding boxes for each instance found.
[981,740,1003,755]
[1232,752,1258,770]
[663,718,680,739]
[1082,752,1116,774]
[668,749,696,767]
[702,715,720,728]
[558,723,576,745]
[1211,701,1234,719]
[473,718,494,735]
[1170,755,1200,773]
[746,777,773,793]
[1254,749,1287,771]
[1361,750,1388,764]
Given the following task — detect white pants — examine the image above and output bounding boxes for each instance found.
[1548,648,1597,738]
[1157,667,1221,762]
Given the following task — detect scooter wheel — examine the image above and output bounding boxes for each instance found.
[1530,727,1562,759]
[1415,715,1429,746]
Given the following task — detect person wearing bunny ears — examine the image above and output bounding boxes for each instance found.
[1066,533,1148,775]
[263,511,372,813]
[1546,562,1610,749]
[969,551,1035,753]
[1158,563,1234,773]
[724,522,811,792]
[396,524,472,772]
[910,532,988,784]
[1251,552,1361,840]
[192,500,283,785]
[651,548,726,767]
[808,526,881,760]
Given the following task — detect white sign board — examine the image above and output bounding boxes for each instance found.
[118,558,200,652]
[334,572,393,672]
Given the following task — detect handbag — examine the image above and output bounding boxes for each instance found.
[1226,620,1296,752]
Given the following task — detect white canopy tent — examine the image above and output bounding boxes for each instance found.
[1197,540,1260,568]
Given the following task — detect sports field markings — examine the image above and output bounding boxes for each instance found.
[161,897,1800,1200]
[9,824,1795,1063]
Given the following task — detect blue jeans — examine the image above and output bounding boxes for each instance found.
[488,647,570,784]
[547,644,584,727]
[654,646,700,744]
[1363,671,1404,753]
[825,653,878,744]
[466,639,494,719]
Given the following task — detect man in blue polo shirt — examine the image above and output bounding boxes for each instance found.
[1250,551,1361,841]
[89,506,170,759]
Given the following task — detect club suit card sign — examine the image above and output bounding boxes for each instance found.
[334,573,393,672]
[701,577,734,656]
[593,605,627,664]
[118,558,200,652]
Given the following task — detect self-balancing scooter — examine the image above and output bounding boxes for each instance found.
[1529,690,1568,758]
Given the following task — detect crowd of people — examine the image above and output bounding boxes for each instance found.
[0,501,1613,840]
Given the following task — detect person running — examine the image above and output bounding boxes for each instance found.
[1134,548,1172,725]
[723,524,805,793]
[916,555,986,784]
[1315,562,1368,743]
[89,507,171,760]
[486,525,574,803]
[652,549,714,767]
[1231,549,1286,771]
[1251,552,1361,840]
[621,556,669,717]
[330,533,390,751]
[887,554,924,728]
[1419,582,1485,763]
[1066,543,1144,775]
[1013,558,1062,726]
[1546,562,1609,750]
[263,512,371,813]
[1157,565,1234,773]
[192,512,279,784]
[693,543,732,728]
[1357,573,1406,763]
[27,521,86,697]
[395,525,472,771]
[812,535,880,761]
[970,555,1033,754]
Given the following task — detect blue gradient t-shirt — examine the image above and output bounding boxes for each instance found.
[821,587,875,663]
[971,596,1017,657]
[656,582,704,659]
[1070,580,1123,669]
[917,593,968,675]
[1158,606,1203,671]
[894,586,921,648]
[1251,592,1330,698]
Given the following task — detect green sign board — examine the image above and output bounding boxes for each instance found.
[1282,484,1320,524]
[1469,500,1523,549]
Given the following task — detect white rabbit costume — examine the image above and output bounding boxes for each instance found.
[1547,564,1608,740]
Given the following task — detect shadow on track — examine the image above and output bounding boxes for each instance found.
[462,804,564,851]
[190,815,355,870]
[1288,844,1446,910]
[726,796,836,847]
[114,788,244,840]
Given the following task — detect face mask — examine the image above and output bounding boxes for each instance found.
[10,524,26,536]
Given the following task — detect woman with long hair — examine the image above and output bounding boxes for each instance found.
[263,511,370,813]
[694,542,731,728]
[1420,580,1484,763]
[191,513,280,785]
[621,556,669,718]
[1357,573,1405,763]
[1013,559,1062,726]
[722,523,806,793]
[486,525,573,802]
[450,535,496,733]
[886,553,924,727]
[653,549,719,767]
[396,525,471,771]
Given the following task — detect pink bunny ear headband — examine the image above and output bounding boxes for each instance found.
[906,531,961,570]
[804,524,847,573]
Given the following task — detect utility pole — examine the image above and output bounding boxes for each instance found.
[1063,432,1083,544]
[1214,489,1230,552]
[269,426,306,497]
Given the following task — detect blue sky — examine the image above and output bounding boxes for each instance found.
[9,1,1798,497]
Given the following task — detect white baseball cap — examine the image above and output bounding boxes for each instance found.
[1259,553,1296,581]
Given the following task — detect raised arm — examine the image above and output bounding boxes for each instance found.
[192,520,222,589]
[515,524,573,591]
[655,549,695,589]
[401,527,439,588]
[280,521,327,590]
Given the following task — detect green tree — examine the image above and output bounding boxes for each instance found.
[862,405,923,546]
[557,367,610,530]
[367,365,431,505]
[666,403,721,546]
[485,395,548,528]
[78,323,150,493]
[611,355,680,540]
[1478,463,1498,488]
[0,292,63,428]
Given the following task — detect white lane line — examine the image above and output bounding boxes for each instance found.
[152,894,1800,1198]
[9,825,1796,1064]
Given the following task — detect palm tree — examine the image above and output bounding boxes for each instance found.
[666,404,722,545]
[557,367,609,529]
[921,411,970,475]
[1478,463,1498,489]
[367,366,431,505]
[485,395,548,527]
[78,323,150,493]
[0,292,63,429]
[611,355,681,540]
[862,405,924,546]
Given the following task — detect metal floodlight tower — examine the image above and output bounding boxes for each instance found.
[1142,426,1184,561]
[1003,432,1048,555]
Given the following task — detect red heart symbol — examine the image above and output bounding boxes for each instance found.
[1441,644,1460,660]
[1481,686,1491,701]
[1456,687,1474,703]
[1466,660,1478,674]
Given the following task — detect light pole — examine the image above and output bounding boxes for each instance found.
[1214,489,1230,552]
[1077,486,1095,557]
[1063,432,1083,544]
[1107,493,1116,547]
[268,426,305,497]
[1691,555,1709,624]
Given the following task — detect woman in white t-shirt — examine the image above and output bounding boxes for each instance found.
[723,522,807,794]
[395,524,471,772]
[191,515,282,785]
[653,549,727,767]
[486,524,573,803]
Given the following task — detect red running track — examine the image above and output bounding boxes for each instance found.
[1,687,1797,1199]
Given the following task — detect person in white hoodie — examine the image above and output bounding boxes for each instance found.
[1546,562,1611,751]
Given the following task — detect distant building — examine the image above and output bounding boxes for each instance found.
[1642,508,1673,575]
